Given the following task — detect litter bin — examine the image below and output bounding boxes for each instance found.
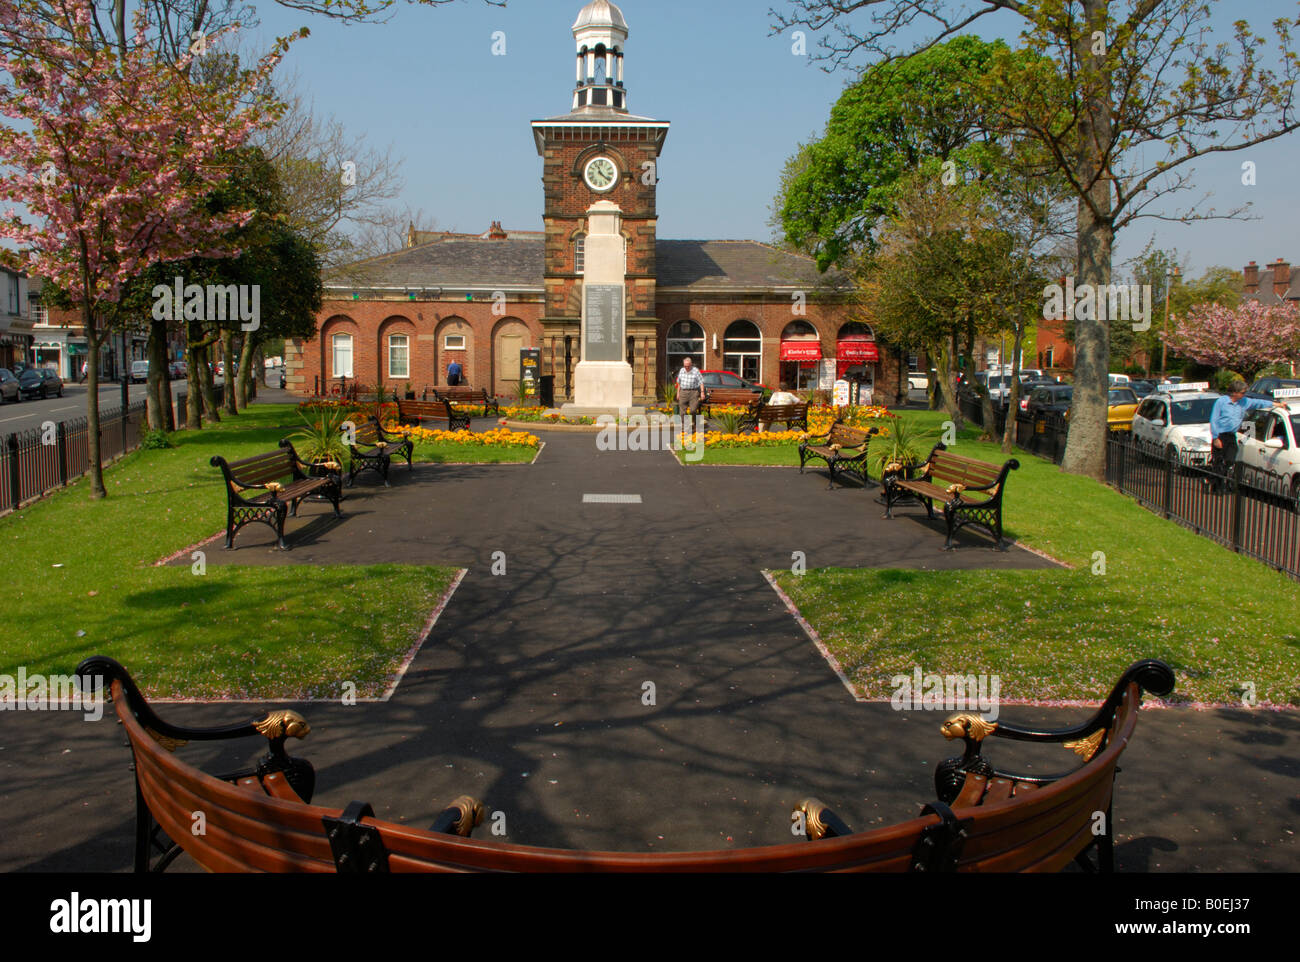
[539,375,555,408]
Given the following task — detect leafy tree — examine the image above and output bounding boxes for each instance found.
[772,0,1300,480]
[775,35,1012,271]
[0,1,290,497]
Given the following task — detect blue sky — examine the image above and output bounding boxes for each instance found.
[250,0,1300,279]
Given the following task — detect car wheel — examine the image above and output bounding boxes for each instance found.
[1165,444,1181,473]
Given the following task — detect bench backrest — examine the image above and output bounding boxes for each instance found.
[826,423,873,448]
[398,399,453,418]
[706,388,759,405]
[759,403,807,419]
[436,387,484,402]
[220,449,295,487]
[927,450,1005,489]
[351,421,380,447]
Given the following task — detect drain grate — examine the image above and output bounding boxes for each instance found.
[582,494,643,503]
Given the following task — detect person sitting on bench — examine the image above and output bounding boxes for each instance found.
[759,382,800,432]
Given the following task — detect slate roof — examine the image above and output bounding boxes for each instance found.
[1245,264,1299,306]
[325,236,851,295]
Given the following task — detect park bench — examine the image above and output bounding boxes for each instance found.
[702,387,762,415]
[77,655,1172,873]
[344,417,414,488]
[431,386,499,417]
[740,401,808,433]
[798,422,879,489]
[883,443,1019,549]
[210,444,341,549]
[398,398,473,432]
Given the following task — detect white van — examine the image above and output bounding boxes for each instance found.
[130,360,149,383]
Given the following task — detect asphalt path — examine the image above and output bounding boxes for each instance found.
[1,423,1297,872]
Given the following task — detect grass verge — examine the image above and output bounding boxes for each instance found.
[763,410,1300,705]
[3,404,467,697]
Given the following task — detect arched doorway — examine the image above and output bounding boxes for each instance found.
[723,320,761,383]
[665,319,704,384]
[492,318,531,399]
[779,320,821,392]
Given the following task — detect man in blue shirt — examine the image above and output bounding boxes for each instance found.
[1206,379,1286,492]
[446,359,463,387]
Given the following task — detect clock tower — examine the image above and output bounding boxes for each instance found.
[531,0,669,403]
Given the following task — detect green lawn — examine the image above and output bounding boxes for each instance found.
[411,439,537,463]
[757,410,1300,705]
[1,404,479,698]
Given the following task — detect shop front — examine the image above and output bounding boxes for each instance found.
[836,323,880,398]
[779,321,822,392]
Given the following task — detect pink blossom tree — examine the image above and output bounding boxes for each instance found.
[0,1,299,498]
[1163,301,1300,383]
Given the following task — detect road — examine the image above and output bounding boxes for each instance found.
[0,378,214,435]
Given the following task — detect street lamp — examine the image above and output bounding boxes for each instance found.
[1160,266,1180,380]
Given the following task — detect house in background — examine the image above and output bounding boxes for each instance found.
[0,266,34,371]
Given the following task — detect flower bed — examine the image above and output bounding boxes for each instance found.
[381,422,540,448]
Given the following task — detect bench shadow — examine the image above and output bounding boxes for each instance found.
[1116,835,1179,871]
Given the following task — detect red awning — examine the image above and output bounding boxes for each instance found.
[837,339,879,362]
[780,340,822,361]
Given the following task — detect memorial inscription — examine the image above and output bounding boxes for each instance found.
[584,284,624,362]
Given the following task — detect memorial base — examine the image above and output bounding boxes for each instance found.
[569,360,633,411]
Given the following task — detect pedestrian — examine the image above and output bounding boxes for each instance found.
[758,381,800,432]
[1205,379,1286,493]
[447,359,463,387]
[676,356,703,421]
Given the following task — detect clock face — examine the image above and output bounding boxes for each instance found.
[584,157,618,192]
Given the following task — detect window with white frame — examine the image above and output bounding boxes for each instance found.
[331,333,354,378]
[388,334,409,378]
[574,235,585,274]
[444,333,466,350]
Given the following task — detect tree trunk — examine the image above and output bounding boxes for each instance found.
[185,346,203,430]
[145,319,170,431]
[236,333,256,409]
[200,343,221,422]
[933,338,961,427]
[221,329,238,415]
[1002,324,1026,454]
[1059,0,1114,481]
[83,305,106,499]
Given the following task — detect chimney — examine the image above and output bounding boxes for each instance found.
[487,221,507,240]
[1272,258,1291,300]
[1243,261,1259,295]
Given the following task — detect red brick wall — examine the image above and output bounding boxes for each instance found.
[290,297,544,398]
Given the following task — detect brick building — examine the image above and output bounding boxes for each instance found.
[287,0,907,405]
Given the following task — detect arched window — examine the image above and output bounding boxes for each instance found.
[723,320,762,383]
[331,333,354,379]
[388,333,409,379]
[665,319,704,380]
[779,321,821,392]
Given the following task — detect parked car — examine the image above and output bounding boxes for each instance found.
[1245,376,1300,401]
[1024,384,1073,417]
[0,368,19,403]
[168,361,187,380]
[699,370,763,397]
[1127,379,1157,398]
[1236,389,1300,505]
[18,366,63,399]
[1106,387,1141,431]
[130,360,150,383]
[1130,383,1216,463]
